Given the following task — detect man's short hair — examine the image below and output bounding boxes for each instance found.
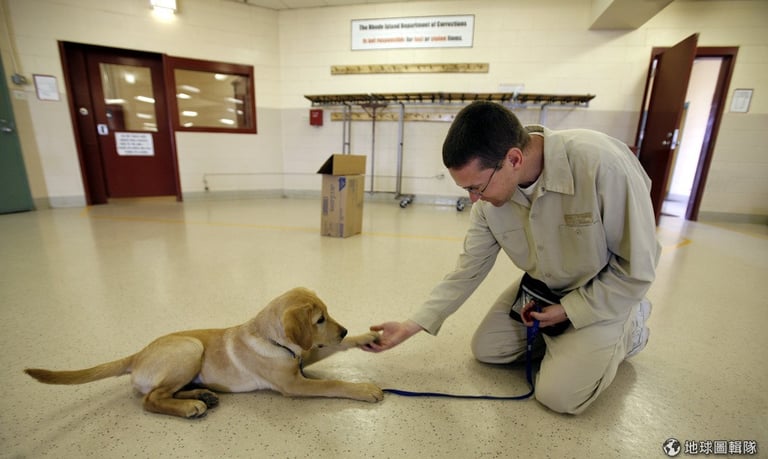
[442,101,530,170]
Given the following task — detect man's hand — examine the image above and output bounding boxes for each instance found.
[522,301,568,328]
[361,320,423,353]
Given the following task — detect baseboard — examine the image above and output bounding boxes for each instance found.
[187,189,470,208]
[38,196,87,209]
[698,211,768,225]
[39,190,472,210]
[183,189,285,201]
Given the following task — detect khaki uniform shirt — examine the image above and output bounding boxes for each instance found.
[411,125,661,334]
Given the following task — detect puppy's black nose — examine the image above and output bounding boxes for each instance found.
[340,328,348,339]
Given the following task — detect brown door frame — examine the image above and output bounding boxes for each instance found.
[59,41,182,205]
[636,46,738,221]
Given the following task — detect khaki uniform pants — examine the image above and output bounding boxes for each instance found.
[471,279,638,415]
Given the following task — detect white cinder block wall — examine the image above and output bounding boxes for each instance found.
[1,0,766,218]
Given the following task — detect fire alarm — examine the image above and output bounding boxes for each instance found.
[310,108,323,126]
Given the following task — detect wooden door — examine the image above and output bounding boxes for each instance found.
[635,33,698,222]
[60,43,180,204]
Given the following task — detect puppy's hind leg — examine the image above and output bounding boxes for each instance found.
[175,387,219,410]
[144,387,211,419]
[131,336,211,419]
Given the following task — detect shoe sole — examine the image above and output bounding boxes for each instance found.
[626,300,652,358]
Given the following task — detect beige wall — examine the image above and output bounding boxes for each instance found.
[1,0,282,206]
[2,0,766,217]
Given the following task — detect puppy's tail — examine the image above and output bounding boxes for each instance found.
[25,356,133,385]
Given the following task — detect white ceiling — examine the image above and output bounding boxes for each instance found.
[235,0,446,10]
[234,0,706,13]
[232,0,698,29]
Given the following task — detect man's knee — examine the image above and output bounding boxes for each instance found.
[470,332,499,363]
[470,332,523,364]
[534,377,595,415]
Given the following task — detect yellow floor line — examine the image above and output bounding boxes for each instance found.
[83,211,693,247]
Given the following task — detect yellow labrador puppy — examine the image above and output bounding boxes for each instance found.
[25,287,383,418]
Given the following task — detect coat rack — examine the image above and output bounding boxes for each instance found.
[305,92,596,209]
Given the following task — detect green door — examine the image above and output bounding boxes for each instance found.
[0,59,34,213]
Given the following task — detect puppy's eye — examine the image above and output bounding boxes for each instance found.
[317,315,325,324]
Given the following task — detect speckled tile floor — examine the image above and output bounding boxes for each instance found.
[1,197,765,458]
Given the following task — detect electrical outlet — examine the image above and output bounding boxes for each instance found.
[11,73,28,85]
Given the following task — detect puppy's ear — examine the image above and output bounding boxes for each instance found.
[283,304,313,351]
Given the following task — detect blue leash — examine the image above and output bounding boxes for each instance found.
[383,317,540,400]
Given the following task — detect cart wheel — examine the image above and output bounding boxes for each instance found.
[399,195,413,208]
[456,199,466,212]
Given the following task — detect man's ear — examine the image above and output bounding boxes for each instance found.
[506,147,524,168]
[282,304,313,351]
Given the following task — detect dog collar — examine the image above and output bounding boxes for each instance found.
[269,339,298,360]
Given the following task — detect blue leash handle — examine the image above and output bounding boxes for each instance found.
[383,316,540,401]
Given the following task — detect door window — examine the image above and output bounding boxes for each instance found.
[166,56,256,133]
[99,63,158,132]
[174,69,250,129]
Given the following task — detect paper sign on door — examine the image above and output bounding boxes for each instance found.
[115,132,154,156]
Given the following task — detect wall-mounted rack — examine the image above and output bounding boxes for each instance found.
[306,92,594,106]
[304,91,596,209]
[331,63,489,74]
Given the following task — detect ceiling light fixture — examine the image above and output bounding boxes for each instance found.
[150,0,177,14]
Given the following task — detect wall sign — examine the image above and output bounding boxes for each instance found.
[729,89,753,113]
[33,74,60,101]
[115,132,154,156]
[352,15,474,50]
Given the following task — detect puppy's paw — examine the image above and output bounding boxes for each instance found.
[185,400,209,419]
[344,331,381,348]
[350,382,384,403]
[198,391,219,409]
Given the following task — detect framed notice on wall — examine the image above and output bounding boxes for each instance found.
[352,15,474,50]
[729,89,753,113]
[33,74,60,101]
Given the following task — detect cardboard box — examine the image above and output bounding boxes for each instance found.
[317,155,366,238]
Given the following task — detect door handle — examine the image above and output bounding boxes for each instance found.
[0,119,15,134]
[661,129,679,148]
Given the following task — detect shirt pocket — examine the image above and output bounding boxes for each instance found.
[558,222,608,275]
[497,227,533,271]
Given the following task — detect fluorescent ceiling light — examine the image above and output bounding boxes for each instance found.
[150,0,177,13]
[135,95,156,104]
[178,84,200,93]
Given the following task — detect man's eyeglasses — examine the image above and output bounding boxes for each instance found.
[463,162,502,196]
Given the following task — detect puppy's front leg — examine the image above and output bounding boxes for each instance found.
[340,331,381,349]
[279,376,384,403]
[302,331,380,366]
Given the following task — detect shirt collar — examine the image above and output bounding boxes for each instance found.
[525,125,574,196]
